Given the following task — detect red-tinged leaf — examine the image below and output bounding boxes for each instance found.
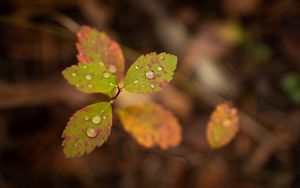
[62,102,112,158]
[206,101,239,149]
[124,53,177,94]
[118,102,182,149]
[76,25,125,82]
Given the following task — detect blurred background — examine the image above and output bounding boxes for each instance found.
[0,0,300,187]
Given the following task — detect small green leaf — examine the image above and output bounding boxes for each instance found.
[62,61,117,96]
[76,26,125,82]
[124,53,177,94]
[62,102,112,158]
[118,102,182,149]
[206,101,239,149]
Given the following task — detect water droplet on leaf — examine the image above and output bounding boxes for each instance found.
[76,84,80,87]
[109,65,117,73]
[103,116,106,120]
[92,116,101,124]
[103,72,110,78]
[134,80,139,84]
[85,116,89,120]
[86,128,98,138]
[72,73,77,77]
[85,74,92,80]
[83,65,87,69]
[145,71,155,79]
[99,61,104,66]
[157,66,163,71]
[150,84,155,89]
[135,65,139,69]
[88,84,93,88]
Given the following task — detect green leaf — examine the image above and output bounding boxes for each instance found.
[76,25,125,82]
[206,101,239,149]
[62,61,117,96]
[62,102,112,158]
[118,102,181,149]
[123,52,177,94]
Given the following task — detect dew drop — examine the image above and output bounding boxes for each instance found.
[160,56,164,60]
[110,83,115,86]
[92,116,101,124]
[86,128,98,138]
[72,72,77,77]
[135,65,139,69]
[83,65,87,69]
[85,116,89,120]
[157,66,163,71]
[145,71,155,79]
[99,61,104,66]
[85,74,92,80]
[150,84,155,89]
[76,84,80,88]
[109,65,117,73]
[103,72,110,78]
[103,116,106,120]
[134,80,139,84]
[88,84,93,88]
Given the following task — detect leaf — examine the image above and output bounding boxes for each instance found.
[206,101,239,149]
[118,102,181,149]
[62,61,117,96]
[62,102,112,158]
[123,52,177,94]
[76,25,125,82]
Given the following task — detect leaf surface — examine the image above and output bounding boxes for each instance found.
[62,102,112,158]
[118,102,181,149]
[124,53,177,94]
[76,25,125,82]
[62,61,117,96]
[206,101,239,149]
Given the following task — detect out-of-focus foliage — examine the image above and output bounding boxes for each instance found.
[206,101,239,149]
[281,73,300,105]
[118,102,182,149]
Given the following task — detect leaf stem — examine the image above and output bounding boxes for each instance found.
[110,86,122,103]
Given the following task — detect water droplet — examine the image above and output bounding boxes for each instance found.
[86,128,98,138]
[160,56,164,60]
[109,65,117,73]
[85,74,92,80]
[103,116,106,120]
[85,116,89,120]
[72,72,77,77]
[88,84,93,88]
[103,72,110,78]
[145,71,155,79]
[134,80,139,84]
[110,83,115,86]
[92,116,101,124]
[150,84,155,89]
[146,65,150,69]
[135,65,139,69]
[76,84,80,87]
[83,65,87,69]
[157,66,163,71]
[99,61,104,66]
[89,69,93,72]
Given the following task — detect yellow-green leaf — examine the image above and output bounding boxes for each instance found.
[62,102,112,158]
[118,102,181,149]
[124,53,177,94]
[76,25,125,82]
[206,101,239,149]
[62,61,117,96]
